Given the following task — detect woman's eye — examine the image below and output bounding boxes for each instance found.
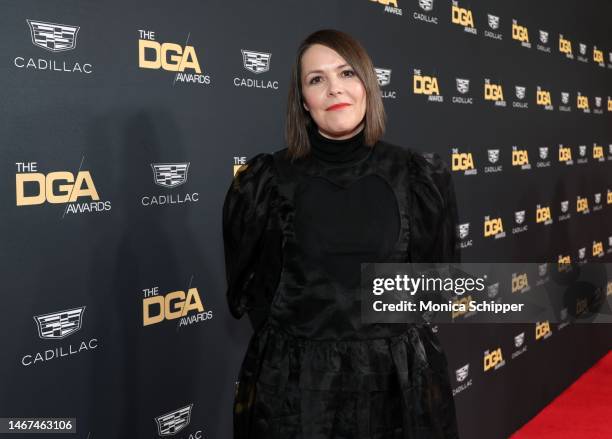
[309,76,322,85]
[342,69,355,77]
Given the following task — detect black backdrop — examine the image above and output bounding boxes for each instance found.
[1,1,611,438]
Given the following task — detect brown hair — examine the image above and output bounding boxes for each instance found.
[285,29,386,160]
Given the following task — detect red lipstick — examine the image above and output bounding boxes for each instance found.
[326,103,351,111]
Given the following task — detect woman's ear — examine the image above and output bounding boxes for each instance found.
[302,101,309,112]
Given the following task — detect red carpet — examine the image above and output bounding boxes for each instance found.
[511,350,612,438]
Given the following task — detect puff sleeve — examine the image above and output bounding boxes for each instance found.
[222,153,280,320]
[409,152,461,263]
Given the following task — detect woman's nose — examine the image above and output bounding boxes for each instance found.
[327,77,343,96]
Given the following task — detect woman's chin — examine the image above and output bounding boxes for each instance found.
[321,124,361,139]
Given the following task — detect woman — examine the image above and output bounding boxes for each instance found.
[223,29,460,438]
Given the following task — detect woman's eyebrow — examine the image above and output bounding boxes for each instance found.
[304,63,350,76]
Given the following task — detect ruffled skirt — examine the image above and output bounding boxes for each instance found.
[234,323,459,438]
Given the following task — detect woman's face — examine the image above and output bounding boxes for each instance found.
[300,44,366,140]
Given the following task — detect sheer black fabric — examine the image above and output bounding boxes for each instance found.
[222,137,461,438]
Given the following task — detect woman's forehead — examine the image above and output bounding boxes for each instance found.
[301,44,348,73]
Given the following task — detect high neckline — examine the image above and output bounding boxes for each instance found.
[307,124,371,165]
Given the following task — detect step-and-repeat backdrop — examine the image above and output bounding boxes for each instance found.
[1,1,611,438]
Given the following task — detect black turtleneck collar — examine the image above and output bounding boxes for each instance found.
[307,124,371,165]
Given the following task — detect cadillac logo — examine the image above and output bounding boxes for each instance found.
[487,282,499,298]
[538,263,547,277]
[241,49,271,74]
[487,14,500,30]
[419,0,434,12]
[456,78,470,94]
[155,404,193,436]
[455,364,469,382]
[27,19,79,52]
[488,149,500,164]
[34,306,85,339]
[515,210,525,225]
[457,223,470,239]
[375,68,391,87]
[514,332,525,348]
[151,163,190,188]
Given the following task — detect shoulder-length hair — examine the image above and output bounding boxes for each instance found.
[285,29,386,160]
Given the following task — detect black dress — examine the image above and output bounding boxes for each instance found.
[223,126,460,438]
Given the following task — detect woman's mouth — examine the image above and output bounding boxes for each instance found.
[326,103,351,111]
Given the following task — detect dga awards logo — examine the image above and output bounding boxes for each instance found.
[512,210,528,235]
[558,144,573,165]
[511,20,530,48]
[512,85,528,109]
[375,68,397,99]
[537,30,551,53]
[558,254,572,273]
[593,46,605,67]
[456,222,472,249]
[141,163,199,207]
[511,332,527,359]
[536,146,551,168]
[370,0,403,16]
[535,204,553,225]
[232,157,248,176]
[154,404,203,438]
[15,160,111,215]
[484,14,502,40]
[138,29,211,85]
[452,363,473,396]
[593,240,604,258]
[451,77,472,105]
[484,79,506,107]
[234,49,278,90]
[451,1,476,34]
[484,148,502,173]
[413,69,443,102]
[536,86,553,111]
[484,215,505,239]
[576,195,589,215]
[14,19,92,74]
[512,272,530,294]
[451,148,476,175]
[21,306,98,366]
[484,347,505,372]
[559,91,572,112]
[559,34,573,59]
[511,146,530,170]
[142,282,213,329]
[535,321,552,340]
[412,0,438,24]
[577,92,590,113]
